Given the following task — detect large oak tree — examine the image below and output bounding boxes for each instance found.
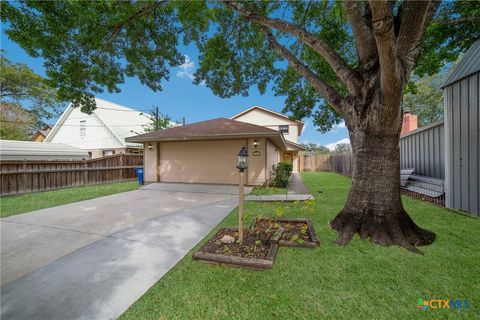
[2,0,478,252]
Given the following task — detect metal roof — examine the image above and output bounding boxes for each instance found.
[0,140,90,161]
[443,39,480,88]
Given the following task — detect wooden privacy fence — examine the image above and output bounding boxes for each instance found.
[299,154,332,172]
[299,153,353,176]
[0,153,143,196]
[331,153,353,176]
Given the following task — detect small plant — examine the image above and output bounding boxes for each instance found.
[302,199,316,215]
[275,207,285,218]
[291,234,305,244]
[300,225,308,235]
[255,240,261,245]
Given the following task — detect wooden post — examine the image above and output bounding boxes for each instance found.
[120,154,124,181]
[23,160,27,194]
[238,169,245,243]
[83,161,88,186]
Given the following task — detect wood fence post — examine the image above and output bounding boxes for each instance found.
[120,154,124,181]
[84,161,88,186]
[23,160,27,194]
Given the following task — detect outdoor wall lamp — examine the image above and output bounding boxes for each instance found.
[236,146,249,171]
[148,143,153,150]
[253,140,258,148]
[236,146,249,243]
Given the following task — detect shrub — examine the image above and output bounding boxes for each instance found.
[278,162,293,176]
[272,162,293,188]
[260,162,293,188]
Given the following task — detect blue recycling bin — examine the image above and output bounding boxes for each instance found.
[134,166,144,185]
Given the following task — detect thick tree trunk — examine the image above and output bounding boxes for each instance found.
[330,130,436,253]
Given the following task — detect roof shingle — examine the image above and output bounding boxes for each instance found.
[125,118,287,149]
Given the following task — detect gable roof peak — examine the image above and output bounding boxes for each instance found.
[45,97,149,147]
[230,105,304,133]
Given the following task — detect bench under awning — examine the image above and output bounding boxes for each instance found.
[400,170,445,198]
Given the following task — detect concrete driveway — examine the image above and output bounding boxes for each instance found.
[1,183,249,320]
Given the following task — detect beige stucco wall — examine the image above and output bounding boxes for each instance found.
[292,152,299,173]
[280,151,299,173]
[159,140,246,184]
[246,138,267,185]
[143,143,159,182]
[141,138,281,186]
[266,139,279,179]
[233,108,300,143]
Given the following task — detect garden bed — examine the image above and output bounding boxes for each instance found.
[192,228,279,270]
[252,218,320,248]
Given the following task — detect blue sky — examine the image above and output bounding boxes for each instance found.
[1,29,349,148]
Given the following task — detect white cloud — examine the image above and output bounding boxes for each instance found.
[336,121,346,129]
[325,138,350,151]
[330,121,347,133]
[176,55,195,80]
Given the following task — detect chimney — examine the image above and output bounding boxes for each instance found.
[401,110,418,135]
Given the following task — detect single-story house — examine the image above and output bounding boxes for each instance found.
[126,106,306,185]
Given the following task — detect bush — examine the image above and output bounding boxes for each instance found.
[272,162,293,188]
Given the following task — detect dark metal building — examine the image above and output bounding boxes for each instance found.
[400,120,445,179]
[443,39,480,216]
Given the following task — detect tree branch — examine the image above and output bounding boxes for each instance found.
[397,1,441,77]
[103,1,167,47]
[369,1,399,95]
[259,26,346,115]
[342,1,375,64]
[224,0,361,93]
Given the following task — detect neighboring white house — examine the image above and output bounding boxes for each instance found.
[45,98,150,158]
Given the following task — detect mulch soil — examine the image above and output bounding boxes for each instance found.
[199,228,276,259]
[199,219,315,259]
[253,218,311,242]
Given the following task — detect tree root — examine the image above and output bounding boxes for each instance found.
[329,209,436,254]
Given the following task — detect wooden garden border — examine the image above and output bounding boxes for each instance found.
[192,228,279,271]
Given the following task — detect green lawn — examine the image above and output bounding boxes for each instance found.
[121,172,479,320]
[250,186,287,195]
[0,181,139,218]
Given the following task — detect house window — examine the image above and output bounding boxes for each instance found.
[80,120,86,138]
[279,125,289,134]
[103,150,115,156]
